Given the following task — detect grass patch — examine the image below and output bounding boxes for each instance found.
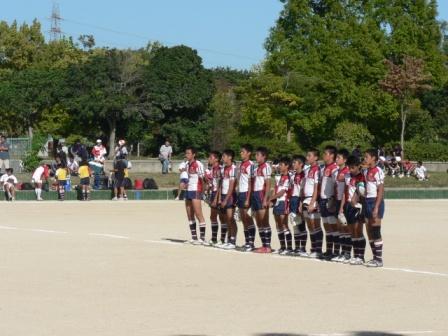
[12,171,448,190]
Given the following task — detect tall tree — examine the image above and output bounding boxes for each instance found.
[380,56,432,157]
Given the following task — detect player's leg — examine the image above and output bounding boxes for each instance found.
[185,199,198,243]
[192,198,206,243]
[209,205,219,245]
[10,185,16,200]
[274,214,285,252]
[282,214,293,253]
[350,220,366,265]
[365,198,384,267]
[225,207,237,248]
[261,207,272,252]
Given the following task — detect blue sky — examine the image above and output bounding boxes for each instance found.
[2,1,448,70]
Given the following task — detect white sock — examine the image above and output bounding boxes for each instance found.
[37,188,41,198]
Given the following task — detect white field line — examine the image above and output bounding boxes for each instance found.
[145,240,448,279]
[88,233,130,240]
[308,331,435,336]
[0,225,19,230]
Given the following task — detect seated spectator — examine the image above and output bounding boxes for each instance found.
[415,161,429,181]
[67,154,79,176]
[388,157,400,178]
[0,168,18,201]
[402,160,415,177]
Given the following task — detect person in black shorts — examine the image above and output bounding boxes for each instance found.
[112,159,127,200]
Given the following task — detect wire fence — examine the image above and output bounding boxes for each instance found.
[7,137,31,159]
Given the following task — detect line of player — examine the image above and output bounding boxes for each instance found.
[182,144,385,268]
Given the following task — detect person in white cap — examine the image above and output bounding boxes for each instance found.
[115,140,128,160]
[92,139,107,163]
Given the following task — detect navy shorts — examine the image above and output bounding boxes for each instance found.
[237,192,250,209]
[364,198,385,219]
[343,203,364,225]
[220,193,236,210]
[273,201,287,216]
[318,198,337,218]
[80,177,90,186]
[209,191,219,208]
[251,191,265,211]
[289,196,300,214]
[180,178,189,185]
[58,180,67,187]
[185,190,202,201]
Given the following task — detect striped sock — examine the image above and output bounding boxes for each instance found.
[277,230,286,250]
[333,232,340,255]
[315,228,323,254]
[374,239,383,262]
[259,229,266,247]
[248,225,256,246]
[359,236,366,260]
[369,239,375,256]
[326,232,334,254]
[199,222,206,241]
[220,223,228,243]
[264,227,272,248]
[211,222,219,242]
[293,224,301,248]
[284,229,292,250]
[189,221,197,240]
[298,223,307,251]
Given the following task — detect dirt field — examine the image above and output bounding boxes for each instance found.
[1,200,447,336]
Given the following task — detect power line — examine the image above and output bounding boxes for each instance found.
[60,17,259,61]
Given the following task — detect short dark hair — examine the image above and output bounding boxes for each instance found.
[240,144,253,153]
[365,148,379,161]
[5,168,13,173]
[337,148,350,160]
[292,155,306,165]
[256,146,269,158]
[209,151,222,161]
[418,160,423,165]
[185,146,197,155]
[308,148,320,158]
[324,145,337,160]
[279,156,291,167]
[346,155,361,167]
[222,149,235,160]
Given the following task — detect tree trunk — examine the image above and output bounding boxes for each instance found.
[400,102,406,160]
[108,118,116,159]
[28,126,33,139]
[286,123,292,143]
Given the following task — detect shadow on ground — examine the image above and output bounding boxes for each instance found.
[255,332,405,336]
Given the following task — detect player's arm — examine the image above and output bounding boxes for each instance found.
[223,178,235,204]
[262,177,271,208]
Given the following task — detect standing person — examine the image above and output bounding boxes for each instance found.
[269,157,293,255]
[92,139,107,163]
[332,148,351,262]
[175,159,189,201]
[206,151,222,246]
[251,147,272,254]
[363,149,385,267]
[342,155,367,265]
[55,164,68,201]
[351,145,361,160]
[159,140,173,174]
[0,135,10,172]
[112,158,127,200]
[319,145,339,261]
[237,144,256,252]
[0,168,18,201]
[115,140,128,160]
[300,148,323,259]
[184,147,207,245]
[289,155,307,256]
[32,163,50,201]
[219,150,237,250]
[78,160,92,201]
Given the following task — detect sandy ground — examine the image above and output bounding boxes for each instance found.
[0,200,447,336]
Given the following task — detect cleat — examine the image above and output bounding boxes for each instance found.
[275,248,285,255]
[215,241,226,248]
[364,259,383,268]
[192,239,204,245]
[298,250,309,257]
[185,239,197,245]
[308,252,321,259]
[223,243,236,250]
[350,257,365,266]
[207,240,218,247]
[342,254,352,264]
[331,255,342,262]
[241,244,254,252]
[112,197,118,201]
[322,251,334,261]
[280,249,293,256]
[254,247,272,254]
[37,197,44,201]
